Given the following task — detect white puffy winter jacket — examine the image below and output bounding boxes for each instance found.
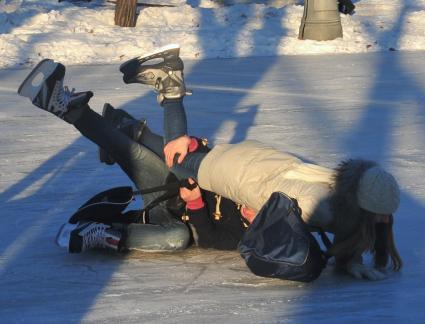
[198,140,335,230]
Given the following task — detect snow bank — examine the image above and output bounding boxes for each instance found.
[0,0,424,68]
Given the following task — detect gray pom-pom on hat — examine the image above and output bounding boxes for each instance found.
[357,166,400,215]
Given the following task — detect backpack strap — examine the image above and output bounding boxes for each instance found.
[318,229,333,250]
[310,226,333,259]
[133,178,197,223]
[133,178,197,196]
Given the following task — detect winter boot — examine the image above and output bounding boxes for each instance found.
[99,103,147,165]
[56,221,122,253]
[18,59,93,123]
[338,0,355,15]
[119,44,192,104]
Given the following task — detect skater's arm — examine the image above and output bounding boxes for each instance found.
[333,235,388,281]
[180,182,244,250]
[164,136,208,168]
[337,254,387,281]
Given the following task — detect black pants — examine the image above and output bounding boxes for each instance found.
[72,105,190,251]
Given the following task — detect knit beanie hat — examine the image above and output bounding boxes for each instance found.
[357,166,400,215]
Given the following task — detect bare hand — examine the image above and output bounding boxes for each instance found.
[240,206,257,224]
[164,135,191,168]
[179,178,202,202]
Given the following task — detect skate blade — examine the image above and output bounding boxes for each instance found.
[55,222,78,248]
[137,43,180,61]
[120,44,180,72]
[17,59,58,101]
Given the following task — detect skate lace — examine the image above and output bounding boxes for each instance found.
[53,84,75,114]
[82,223,109,249]
[61,86,75,106]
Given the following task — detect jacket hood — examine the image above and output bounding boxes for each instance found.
[330,159,377,240]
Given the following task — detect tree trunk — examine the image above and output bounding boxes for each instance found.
[115,0,138,27]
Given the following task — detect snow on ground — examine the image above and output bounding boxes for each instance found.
[1,0,425,322]
[1,50,425,322]
[1,0,425,68]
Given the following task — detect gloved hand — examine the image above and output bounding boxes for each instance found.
[346,262,387,281]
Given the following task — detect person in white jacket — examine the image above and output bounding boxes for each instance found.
[119,45,403,281]
[26,45,397,280]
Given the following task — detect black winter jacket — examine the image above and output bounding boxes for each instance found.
[184,190,247,250]
[182,137,247,250]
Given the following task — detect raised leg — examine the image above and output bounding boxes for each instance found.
[73,106,170,206]
[17,59,93,123]
[119,44,191,104]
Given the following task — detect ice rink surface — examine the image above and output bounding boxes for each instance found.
[1,51,425,323]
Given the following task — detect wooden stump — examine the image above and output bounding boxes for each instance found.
[115,0,138,27]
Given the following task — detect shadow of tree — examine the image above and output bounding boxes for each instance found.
[272,0,425,279]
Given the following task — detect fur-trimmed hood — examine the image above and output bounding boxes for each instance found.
[329,159,377,240]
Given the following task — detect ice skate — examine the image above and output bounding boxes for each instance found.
[119,44,192,103]
[56,221,122,253]
[99,103,147,165]
[18,59,93,122]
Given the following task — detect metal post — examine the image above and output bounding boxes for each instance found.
[299,0,343,41]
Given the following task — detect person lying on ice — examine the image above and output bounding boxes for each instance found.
[118,44,402,281]
[18,44,402,281]
[17,56,254,255]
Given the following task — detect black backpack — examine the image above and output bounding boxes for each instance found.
[239,192,331,282]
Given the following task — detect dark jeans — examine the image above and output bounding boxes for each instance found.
[73,105,190,251]
[162,99,188,142]
[162,99,207,181]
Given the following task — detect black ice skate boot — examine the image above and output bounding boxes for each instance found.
[56,221,123,253]
[99,103,147,165]
[18,59,93,123]
[338,0,355,15]
[119,44,192,104]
